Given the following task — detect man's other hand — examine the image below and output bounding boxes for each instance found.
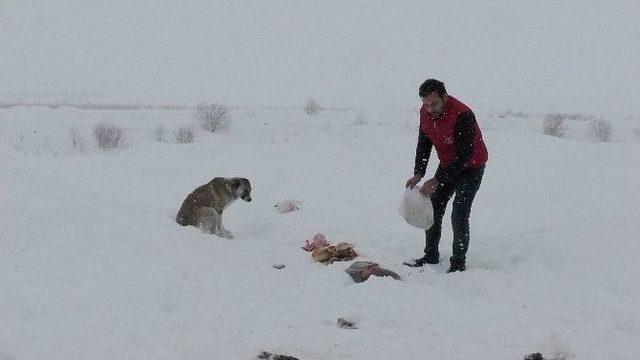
[405,175,422,189]
[419,177,439,197]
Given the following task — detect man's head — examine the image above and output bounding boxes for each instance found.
[419,79,447,119]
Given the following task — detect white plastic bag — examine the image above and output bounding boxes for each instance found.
[398,188,434,229]
[274,199,302,213]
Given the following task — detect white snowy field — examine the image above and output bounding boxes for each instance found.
[1,106,639,360]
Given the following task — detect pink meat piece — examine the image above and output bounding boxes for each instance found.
[301,233,329,252]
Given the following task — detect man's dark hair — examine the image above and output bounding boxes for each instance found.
[418,79,447,98]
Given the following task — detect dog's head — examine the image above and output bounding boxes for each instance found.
[232,178,252,202]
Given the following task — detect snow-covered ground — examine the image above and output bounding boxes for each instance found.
[1,106,639,360]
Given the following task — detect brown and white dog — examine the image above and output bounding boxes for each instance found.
[176,177,252,238]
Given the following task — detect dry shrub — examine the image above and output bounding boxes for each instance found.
[543,114,567,137]
[93,123,124,151]
[175,126,195,144]
[497,109,529,119]
[154,125,166,142]
[13,130,60,155]
[304,98,321,115]
[353,113,368,125]
[589,119,612,143]
[69,128,86,153]
[196,103,231,132]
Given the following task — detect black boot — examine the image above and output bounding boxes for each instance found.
[446,257,466,273]
[404,252,439,267]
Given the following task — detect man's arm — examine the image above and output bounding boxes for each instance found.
[414,130,433,178]
[434,111,476,183]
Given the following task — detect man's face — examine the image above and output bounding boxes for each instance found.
[421,92,447,119]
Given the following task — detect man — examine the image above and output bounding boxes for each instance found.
[405,79,488,273]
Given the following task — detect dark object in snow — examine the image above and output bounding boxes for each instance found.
[374,267,402,280]
[273,264,286,269]
[337,317,357,329]
[257,351,300,360]
[345,261,401,282]
[524,352,545,360]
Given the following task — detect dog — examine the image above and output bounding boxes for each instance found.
[176,177,252,238]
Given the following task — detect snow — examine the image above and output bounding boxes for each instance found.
[2,2,640,359]
[1,106,639,360]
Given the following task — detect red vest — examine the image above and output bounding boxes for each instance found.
[419,96,488,167]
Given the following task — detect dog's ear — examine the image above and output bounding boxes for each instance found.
[231,178,241,188]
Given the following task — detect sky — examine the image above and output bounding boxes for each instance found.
[1,1,640,116]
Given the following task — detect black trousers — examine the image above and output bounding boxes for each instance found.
[424,166,485,263]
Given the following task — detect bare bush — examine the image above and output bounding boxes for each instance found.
[588,119,612,143]
[353,113,368,126]
[497,109,529,119]
[175,126,195,144]
[195,103,231,132]
[543,114,567,137]
[13,130,51,155]
[304,98,321,115]
[93,123,125,151]
[154,125,166,142]
[69,128,86,153]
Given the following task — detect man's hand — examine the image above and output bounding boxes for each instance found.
[405,175,422,189]
[419,177,440,197]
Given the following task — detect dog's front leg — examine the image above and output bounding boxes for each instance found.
[213,211,233,239]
